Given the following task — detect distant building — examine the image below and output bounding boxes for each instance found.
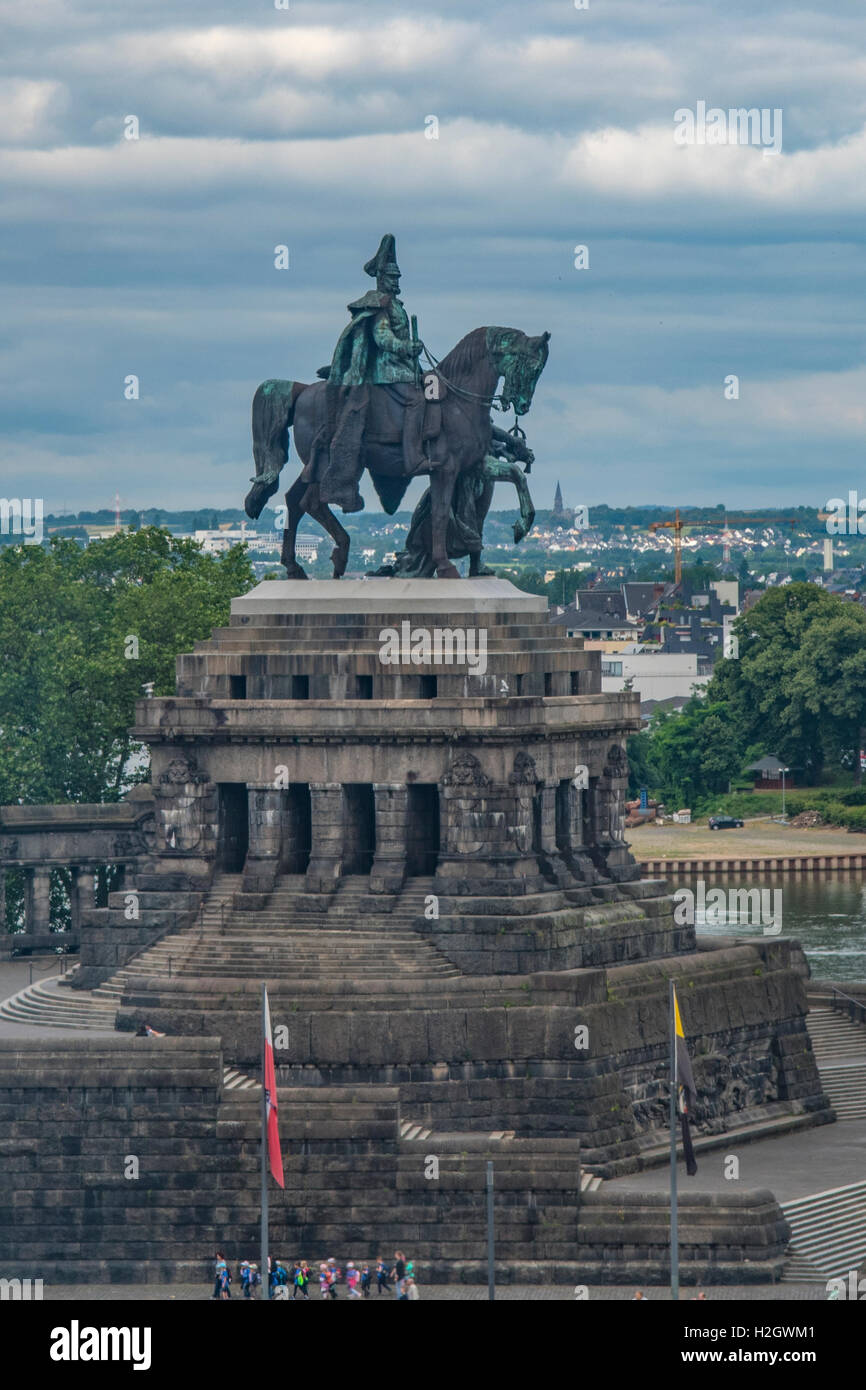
[193,524,250,554]
[600,650,711,704]
[551,481,574,526]
[295,535,321,563]
[746,755,793,790]
[622,582,673,622]
[550,600,639,642]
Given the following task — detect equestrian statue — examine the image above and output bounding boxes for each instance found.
[244,234,548,579]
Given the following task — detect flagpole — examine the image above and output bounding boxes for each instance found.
[669,978,679,1302]
[261,981,269,1301]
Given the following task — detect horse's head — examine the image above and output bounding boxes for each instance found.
[487,328,550,416]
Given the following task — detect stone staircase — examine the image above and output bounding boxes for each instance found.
[781,1181,866,1282]
[774,1006,866,1282]
[806,1006,866,1120]
[806,1006,866,1064]
[0,973,117,1032]
[92,873,458,998]
[223,1065,260,1093]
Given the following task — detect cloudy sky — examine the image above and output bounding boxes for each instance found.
[1,0,864,516]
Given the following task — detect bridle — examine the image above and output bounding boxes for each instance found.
[419,342,512,413]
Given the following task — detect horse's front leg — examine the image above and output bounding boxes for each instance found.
[430,463,461,579]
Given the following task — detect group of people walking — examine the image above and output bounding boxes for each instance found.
[212,1251,419,1300]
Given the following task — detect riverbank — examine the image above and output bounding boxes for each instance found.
[631,819,866,871]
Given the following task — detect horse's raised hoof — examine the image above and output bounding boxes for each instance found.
[283,563,308,580]
[436,564,461,579]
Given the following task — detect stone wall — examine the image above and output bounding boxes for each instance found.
[113,936,828,1172]
[0,1038,791,1285]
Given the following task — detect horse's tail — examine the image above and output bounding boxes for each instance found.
[245,379,303,519]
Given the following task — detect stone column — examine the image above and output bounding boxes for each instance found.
[588,743,640,882]
[370,783,408,895]
[557,781,596,884]
[24,866,52,939]
[243,786,284,894]
[536,782,571,886]
[73,870,96,929]
[305,783,344,893]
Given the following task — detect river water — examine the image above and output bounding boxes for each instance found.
[666,870,866,984]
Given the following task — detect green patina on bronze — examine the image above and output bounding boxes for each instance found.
[261,379,296,401]
[486,327,550,416]
[246,236,550,578]
[327,235,421,387]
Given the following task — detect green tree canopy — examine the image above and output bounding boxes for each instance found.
[707,583,853,783]
[0,528,254,805]
[642,697,742,808]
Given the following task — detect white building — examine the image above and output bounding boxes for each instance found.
[600,649,711,704]
[295,535,321,562]
[193,524,251,554]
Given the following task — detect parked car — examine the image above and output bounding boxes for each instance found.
[708,814,744,830]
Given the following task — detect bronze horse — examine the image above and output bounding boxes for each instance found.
[245,326,549,579]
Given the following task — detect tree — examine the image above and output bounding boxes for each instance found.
[626,731,652,796]
[646,698,742,808]
[0,528,255,805]
[678,560,721,592]
[499,567,547,596]
[786,605,866,783]
[707,583,842,783]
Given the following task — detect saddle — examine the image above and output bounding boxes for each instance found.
[365,379,445,453]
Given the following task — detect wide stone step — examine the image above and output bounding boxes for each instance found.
[0,980,118,1032]
[818,1063,866,1118]
[781,1180,866,1280]
[166,948,451,959]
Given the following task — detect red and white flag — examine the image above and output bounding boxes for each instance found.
[263,986,284,1188]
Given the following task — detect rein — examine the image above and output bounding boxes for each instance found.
[419,343,510,412]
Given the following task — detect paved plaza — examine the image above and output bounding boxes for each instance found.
[39,1282,827,1301]
[607,1120,866,1203]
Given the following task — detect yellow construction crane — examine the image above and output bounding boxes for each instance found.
[648,511,801,585]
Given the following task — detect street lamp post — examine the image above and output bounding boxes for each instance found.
[781,767,790,820]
